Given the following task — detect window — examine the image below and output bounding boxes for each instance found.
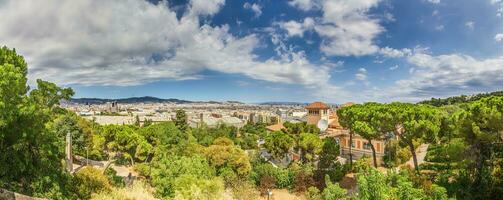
[363,142,371,150]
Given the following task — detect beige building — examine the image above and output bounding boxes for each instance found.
[305,102,330,125]
[306,102,386,165]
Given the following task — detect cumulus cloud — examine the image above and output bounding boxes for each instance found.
[386,53,503,101]
[190,0,225,16]
[0,0,338,96]
[288,0,319,11]
[495,33,503,41]
[286,0,385,57]
[243,2,262,18]
[313,0,384,56]
[426,0,441,4]
[278,18,315,37]
[380,47,412,58]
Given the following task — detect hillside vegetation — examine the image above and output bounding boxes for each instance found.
[1,46,502,199]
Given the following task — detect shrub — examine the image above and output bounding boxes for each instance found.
[134,163,151,177]
[353,156,371,173]
[293,170,315,193]
[251,163,294,189]
[72,167,111,199]
[229,179,260,200]
[306,186,322,200]
[104,168,124,187]
[91,181,156,200]
[258,175,276,195]
[321,175,346,200]
[173,175,224,200]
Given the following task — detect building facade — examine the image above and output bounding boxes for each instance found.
[305,102,330,125]
[306,101,386,165]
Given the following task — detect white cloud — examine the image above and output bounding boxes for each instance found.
[389,65,399,70]
[465,21,475,30]
[0,0,340,97]
[190,0,225,16]
[495,33,503,41]
[355,68,368,81]
[288,0,319,11]
[287,0,386,57]
[427,0,441,4]
[435,25,445,31]
[278,18,315,37]
[491,0,503,16]
[385,53,503,101]
[314,0,384,56]
[380,47,412,58]
[243,2,262,18]
[384,12,396,22]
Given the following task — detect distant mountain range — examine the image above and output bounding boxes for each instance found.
[69,96,192,104]
[68,97,330,106]
[69,96,247,105]
[258,102,308,106]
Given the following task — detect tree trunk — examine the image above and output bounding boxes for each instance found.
[349,131,353,169]
[369,139,378,168]
[408,142,419,172]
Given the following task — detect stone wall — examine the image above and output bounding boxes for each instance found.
[0,188,44,200]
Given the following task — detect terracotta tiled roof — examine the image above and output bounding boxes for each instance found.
[305,101,329,109]
[266,123,285,132]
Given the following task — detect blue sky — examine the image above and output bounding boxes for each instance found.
[1,0,502,103]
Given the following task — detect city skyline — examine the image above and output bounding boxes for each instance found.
[1,0,502,103]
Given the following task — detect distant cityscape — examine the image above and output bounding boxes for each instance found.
[63,96,342,127]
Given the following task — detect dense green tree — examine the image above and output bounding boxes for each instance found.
[450,97,503,198]
[50,112,106,160]
[353,119,380,168]
[419,90,503,106]
[264,131,295,160]
[390,103,442,171]
[299,133,323,163]
[336,106,358,168]
[319,137,340,169]
[0,46,74,198]
[283,122,318,135]
[101,125,143,165]
[204,137,251,182]
[139,122,187,153]
[151,155,216,198]
[175,109,188,133]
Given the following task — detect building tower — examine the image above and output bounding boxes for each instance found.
[305,102,330,125]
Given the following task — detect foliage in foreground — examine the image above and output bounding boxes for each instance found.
[91,181,156,200]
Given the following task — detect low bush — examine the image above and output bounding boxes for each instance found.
[250,163,294,189]
[72,167,111,199]
[91,181,156,200]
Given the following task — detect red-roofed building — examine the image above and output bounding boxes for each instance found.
[306,102,330,126]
